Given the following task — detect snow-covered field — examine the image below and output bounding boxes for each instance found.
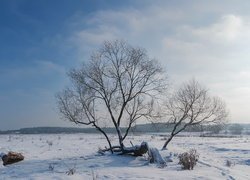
[0,133,249,180]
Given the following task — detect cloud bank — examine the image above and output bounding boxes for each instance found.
[65,2,250,123]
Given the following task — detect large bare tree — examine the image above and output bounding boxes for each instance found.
[162,79,228,149]
[57,40,168,153]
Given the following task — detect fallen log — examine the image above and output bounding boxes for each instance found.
[121,142,149,156]
[100,142,166,167]
[121,142,166,167]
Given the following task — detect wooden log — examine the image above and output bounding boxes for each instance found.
[101,142,166,168]
[2,151,24,166]
[122,142,149,156]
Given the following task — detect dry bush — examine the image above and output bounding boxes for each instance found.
[8,135,12,142]
[226,160,235,167]
[160,137,168,141]
[66,167,76,175]
[46,140,53,147]
[178,149,199,170]
[48,163,55,171]
[92,170,98,180]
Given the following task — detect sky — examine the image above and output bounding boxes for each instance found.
[1,0,250,130]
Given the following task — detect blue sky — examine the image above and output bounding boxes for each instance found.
[1,0,250,130]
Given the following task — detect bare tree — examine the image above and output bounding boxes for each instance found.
[162,79,228,149]
[57,40,168,153]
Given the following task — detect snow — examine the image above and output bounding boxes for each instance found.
[0,133,250,179]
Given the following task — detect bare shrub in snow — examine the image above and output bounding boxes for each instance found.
[8,135,11,142]
[178,149,199,170]
[48,163,55,171]
[160,137,167,141]
[46,140,53,150]
[66,167,76,175]
[226,160,235,167]
[92,170,98,180]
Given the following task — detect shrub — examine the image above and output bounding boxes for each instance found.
[46,140,53,150]
[48,163,55,171]
[92,170,98,180]
[8,135,12,142]
[178,149,199,170]
[66,167,76,175]
[160,137,168,141]
[226,160,235,167]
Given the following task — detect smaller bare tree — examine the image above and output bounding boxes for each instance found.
[162,79,228,149]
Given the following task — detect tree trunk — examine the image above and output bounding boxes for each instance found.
[116,127,125,151]
[94,124,113,153]
[162,125,188,150]
[162,135,174,150]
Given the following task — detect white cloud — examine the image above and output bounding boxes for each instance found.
[64,2,250,123]
[193,15,244,42]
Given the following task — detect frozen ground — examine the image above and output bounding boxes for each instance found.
[0,133,249,180]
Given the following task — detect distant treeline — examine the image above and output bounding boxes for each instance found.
[0,123,182,134]
[0,123,249,134]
